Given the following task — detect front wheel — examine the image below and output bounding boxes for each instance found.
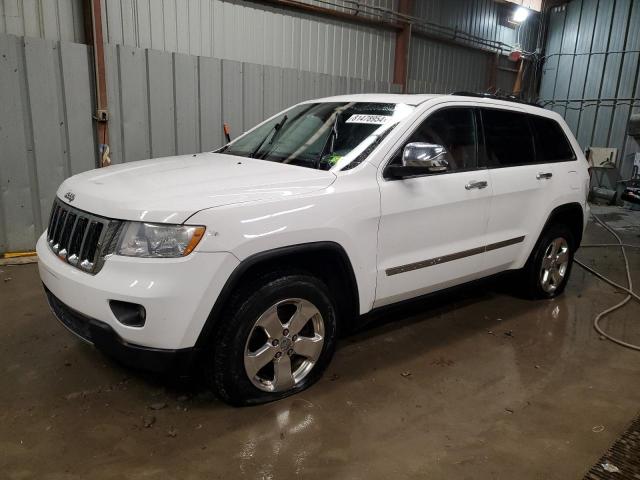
[206,272,338,406]
[520,224,575,299]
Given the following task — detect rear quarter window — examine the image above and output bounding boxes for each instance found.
[529,115,576,163]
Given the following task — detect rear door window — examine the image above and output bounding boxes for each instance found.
[481,109,535,167]
[529,115,576,163]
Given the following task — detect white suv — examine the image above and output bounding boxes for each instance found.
[37,93,589,405]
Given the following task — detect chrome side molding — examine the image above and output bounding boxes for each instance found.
[386,235,525,276]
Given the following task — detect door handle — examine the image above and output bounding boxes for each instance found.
[536,172,553,180]
[465,180,488,190]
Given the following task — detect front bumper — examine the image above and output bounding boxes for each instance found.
[37,233,239,350]
[45,286,195,373]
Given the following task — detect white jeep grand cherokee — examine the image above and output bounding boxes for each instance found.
[38,93,589,405]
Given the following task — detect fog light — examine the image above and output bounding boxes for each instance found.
[109,300,146,327]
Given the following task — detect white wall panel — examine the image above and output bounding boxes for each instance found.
[408,36,490,94]
[147,48,176,157]
[0,0,84,42]
[0,34,95,252]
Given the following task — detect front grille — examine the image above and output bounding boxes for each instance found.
[46,199,122,274]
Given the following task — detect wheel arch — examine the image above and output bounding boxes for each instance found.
[542,202,585,248]
[194,241,360,349]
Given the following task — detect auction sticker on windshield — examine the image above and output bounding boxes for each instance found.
[345,114,390,124]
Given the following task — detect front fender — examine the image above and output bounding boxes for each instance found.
[187,170,381,314]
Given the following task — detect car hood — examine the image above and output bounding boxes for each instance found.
[57,153,336,223]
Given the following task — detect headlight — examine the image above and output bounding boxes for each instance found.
[116,222,206,258]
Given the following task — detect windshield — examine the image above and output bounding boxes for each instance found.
[218,102,414,170]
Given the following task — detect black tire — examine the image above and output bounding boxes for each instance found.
[519,223,575,299]
[205,271,338,406]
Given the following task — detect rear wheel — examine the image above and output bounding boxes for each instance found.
[206,272,337,406]
[520,224,574,299]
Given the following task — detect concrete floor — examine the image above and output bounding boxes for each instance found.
[1,206,639,480]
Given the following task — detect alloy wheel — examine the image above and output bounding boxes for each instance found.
[243,298,325,392]
[539,237,570,294]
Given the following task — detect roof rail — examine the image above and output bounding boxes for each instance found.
[450,91,542,108]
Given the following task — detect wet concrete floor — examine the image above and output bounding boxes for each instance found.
[1,206,639,479]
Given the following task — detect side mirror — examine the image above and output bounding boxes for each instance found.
[385,142,450,179]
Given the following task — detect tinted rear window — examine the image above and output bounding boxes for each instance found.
[481,109,535,167]
[530,115,575,162]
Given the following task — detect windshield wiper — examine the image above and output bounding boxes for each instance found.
[315,113,340,169]
[250,114,288,158]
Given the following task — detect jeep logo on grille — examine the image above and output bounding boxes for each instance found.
[64,191,75,202]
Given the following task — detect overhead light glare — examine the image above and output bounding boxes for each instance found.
[512,6,530,23]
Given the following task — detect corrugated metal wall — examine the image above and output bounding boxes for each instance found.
[0,0,537,89]
[407,38,489,93]
[100,0,397,82]
[0,32,399,252]
[0,0,398,82]
[0,0,540,91]
[103,41,400,165]
[414,0,538,53]
[408,0,540,95]
[539,0,640,172]
[0,0,85,42]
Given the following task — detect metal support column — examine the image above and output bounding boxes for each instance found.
[393,0,412,93]
[85,0,110,167]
